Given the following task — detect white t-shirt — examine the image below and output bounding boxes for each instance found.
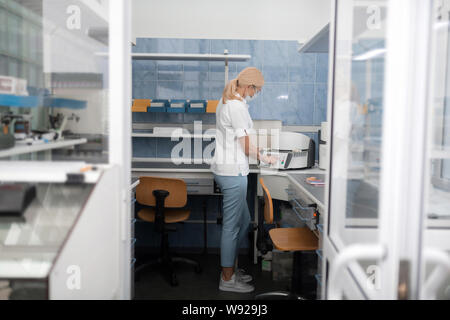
[210,95,253,176]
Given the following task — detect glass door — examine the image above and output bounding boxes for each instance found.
[325,0,439,299]
[325,0,389,299]
[419,0,450,300]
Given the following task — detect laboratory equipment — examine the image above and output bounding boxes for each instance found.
[48,112,80,139]
[260,132,315,170]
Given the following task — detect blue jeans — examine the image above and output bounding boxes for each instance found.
[214,174,251,268]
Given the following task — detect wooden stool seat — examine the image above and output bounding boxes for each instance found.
[269,227,318,251]
[138,207,190,223]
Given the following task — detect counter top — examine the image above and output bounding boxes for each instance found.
[132,161,212,172]
[0,183,94,279]
[131,161,328,211]
[132,161,324,175]
[286,171,326,210]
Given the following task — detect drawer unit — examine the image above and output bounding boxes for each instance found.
[131,218,136,248]
[184,178,214,195]
[167,99,187,113]
[130,257,136,299]
[315,218,324,299]
[187,100,206,113]
[285,184,320,231]
[149,99,168,112]
[286,182,316,207]
[315,273,323,299]
[130,186,137,300]
[186,185,214,194]
[183,178,213,186]
[289,197,318,231]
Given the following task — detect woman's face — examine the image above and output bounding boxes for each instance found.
[245,85,261,98]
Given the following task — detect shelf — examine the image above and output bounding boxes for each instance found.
[131,53,251,62]
[0,138,87,158]
[298,23,330,54]
[0,94,87,109]
[132,132,215,139]
[132,157,207,163]
[0,94,42,108]
[96,52,251,62]
[44,97,87,109]
[0,160,101,183]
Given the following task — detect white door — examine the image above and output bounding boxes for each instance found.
[324,0,442,299]
[418,0,450,300]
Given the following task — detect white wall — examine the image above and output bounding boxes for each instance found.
[52,88,108,135]
[132,0,331,42]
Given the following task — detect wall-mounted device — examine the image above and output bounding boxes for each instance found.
[319,121,328,170]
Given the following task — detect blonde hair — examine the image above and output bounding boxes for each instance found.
[222,67,264,103]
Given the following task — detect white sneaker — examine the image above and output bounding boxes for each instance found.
[219,273,255,293]
[235,268,253,283]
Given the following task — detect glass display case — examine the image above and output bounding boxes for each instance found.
[0,0,132,300]
[0,0,109,163]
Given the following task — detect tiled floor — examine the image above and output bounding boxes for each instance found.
[133,253,294,300]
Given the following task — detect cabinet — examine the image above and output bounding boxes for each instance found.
[130,178,139,299]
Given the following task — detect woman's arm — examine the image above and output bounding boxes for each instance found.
[238,135,278,164]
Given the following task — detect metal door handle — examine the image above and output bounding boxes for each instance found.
[328,244,386,300]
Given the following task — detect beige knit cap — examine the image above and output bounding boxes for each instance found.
[236,67,265,87]
[222,67,264,102]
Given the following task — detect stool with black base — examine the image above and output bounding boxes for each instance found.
[135,177,202,286]
[255,177,318,300]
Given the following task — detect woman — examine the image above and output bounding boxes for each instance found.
[210,67,277,293]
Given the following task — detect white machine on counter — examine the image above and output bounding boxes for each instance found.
[319,122,328,170]
[260,131,315,170]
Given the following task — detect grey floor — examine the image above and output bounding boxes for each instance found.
[133,252,292,300]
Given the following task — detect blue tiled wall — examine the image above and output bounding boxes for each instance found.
[132,38,329,250]
[132,38,328,126]
[351,39,385,104]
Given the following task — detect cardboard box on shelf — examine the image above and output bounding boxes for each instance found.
[206,100,219,113]
[132,99,151,112]
[0,76,28,96]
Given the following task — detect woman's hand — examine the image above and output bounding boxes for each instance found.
[260,154,279,165]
